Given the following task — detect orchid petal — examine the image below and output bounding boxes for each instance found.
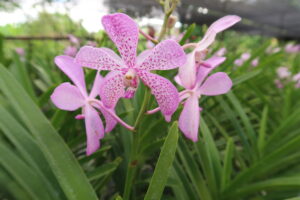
[137,40,186,70]
[102,13,138,68]
[75,46,126,70]
[84,105,104,155]
[55,55,87,96]
[196,15,241,51]
[51,82,85,111]
[198,72,232,96]
[93,103,117,133]
[138,70,179,121]
[99,71,125,108]
[89,71,103,99]
[174,75,183,87]
[178,52,196,89]
[179,95,200,142]
[100,108,118,133]
[136,50,152,66]
[196,56,226,85]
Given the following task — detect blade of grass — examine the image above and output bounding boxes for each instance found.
[144,121,179,200]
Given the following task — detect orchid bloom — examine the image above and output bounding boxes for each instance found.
[64,46,77,57]
[179,15,241,88]
[277,67,291,79]
[148,15,240,141]
[51,55,133,155]
[75,13,186,121]
[251,58,259,67]
[176,57,232,141]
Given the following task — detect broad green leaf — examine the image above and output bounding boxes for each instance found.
[144,122,179,200]
[0,140,53,200]
[0,65,98,200]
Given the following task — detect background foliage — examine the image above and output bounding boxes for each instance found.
[1,8,300,200]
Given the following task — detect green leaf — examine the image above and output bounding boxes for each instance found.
[226,177,300,199]
[221,138,234,192]
[144,121,179,200]
[0,140,53,200]
[0,65,98,200]
[87,157,122,181]
[179,23,195,45]
[258,106,268,157]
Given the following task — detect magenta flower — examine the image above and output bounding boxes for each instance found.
[274,79,284,89]
[285,43,300,53]
[51,55,133,155]
[64,46,77,57]
[179,15,241,89]
[68,34,80,45]
[234,52,251,67]
[234,58,244,66]
[277,67,291,79]
[15,48,25,56]
[148,15,239,141]
[176,57,232,141]
[75,13,186,121]
[251,58,259,67]
[214,47,227,57]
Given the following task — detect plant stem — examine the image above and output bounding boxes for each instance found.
[139,29,158,45]
[157,0,178,41]
[123,88,151,200]
[123,1,178,198]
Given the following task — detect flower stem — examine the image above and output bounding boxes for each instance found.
[139,29,158,45]
[157,0,179,41]
[91,100,134,131]
[123,88,151,200]
[123,1,178,198]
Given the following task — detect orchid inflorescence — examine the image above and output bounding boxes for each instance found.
[51,13,241,155]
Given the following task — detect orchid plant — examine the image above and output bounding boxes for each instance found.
[51,13,240,154]
[50,9,241,200]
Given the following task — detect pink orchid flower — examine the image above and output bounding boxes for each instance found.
[148,15,239,141]
[68,34,80,45]
[179,15,241,89]
[251,58,259,67]
[176,57,232,141]
[277,67,291,79]
[64,46,77,57]
[285,43,300,53]
[51,55,133,155]
[214,47,227,57]
[75,13,186,121]
[15,48,25,56]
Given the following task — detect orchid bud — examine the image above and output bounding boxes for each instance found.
[167,15,177,29]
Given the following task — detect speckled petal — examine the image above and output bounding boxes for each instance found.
[136,50,151,66]
[179,95,200,142]
[138,70,179,121]
[102,13,138,68]
[198,72,232,96]
[51,82,85,111]
[89,71,104,99]
[75,46,126,70]
[55,55,87,97]
[84,105,104,155]
[137,39,186,70]
[99,71,125,108]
